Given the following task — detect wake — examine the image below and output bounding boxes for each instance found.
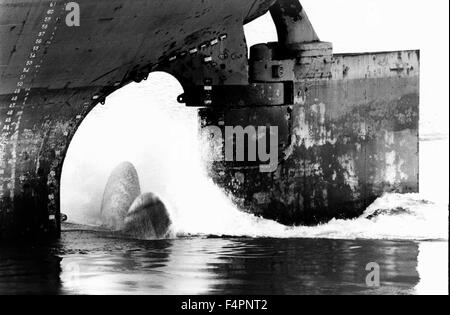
[61,73,448,242]
[169,189,448,241]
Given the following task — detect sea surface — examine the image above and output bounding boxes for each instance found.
[0,227,447,295]
[1,73,448,296]
[1,189,449,295]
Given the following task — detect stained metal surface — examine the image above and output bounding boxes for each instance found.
[0,0,275,239]
[270,0,319,45]
[0,0,420,238]
[201,48,419,225]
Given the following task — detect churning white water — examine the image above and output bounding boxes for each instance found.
[61,72,449,241]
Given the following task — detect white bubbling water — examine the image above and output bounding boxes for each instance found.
[61,72,448,241]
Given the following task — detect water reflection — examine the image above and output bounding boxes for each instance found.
[0,242,62,294]
[1,229,445,295]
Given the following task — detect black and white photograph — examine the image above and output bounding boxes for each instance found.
[0,0,448,299]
